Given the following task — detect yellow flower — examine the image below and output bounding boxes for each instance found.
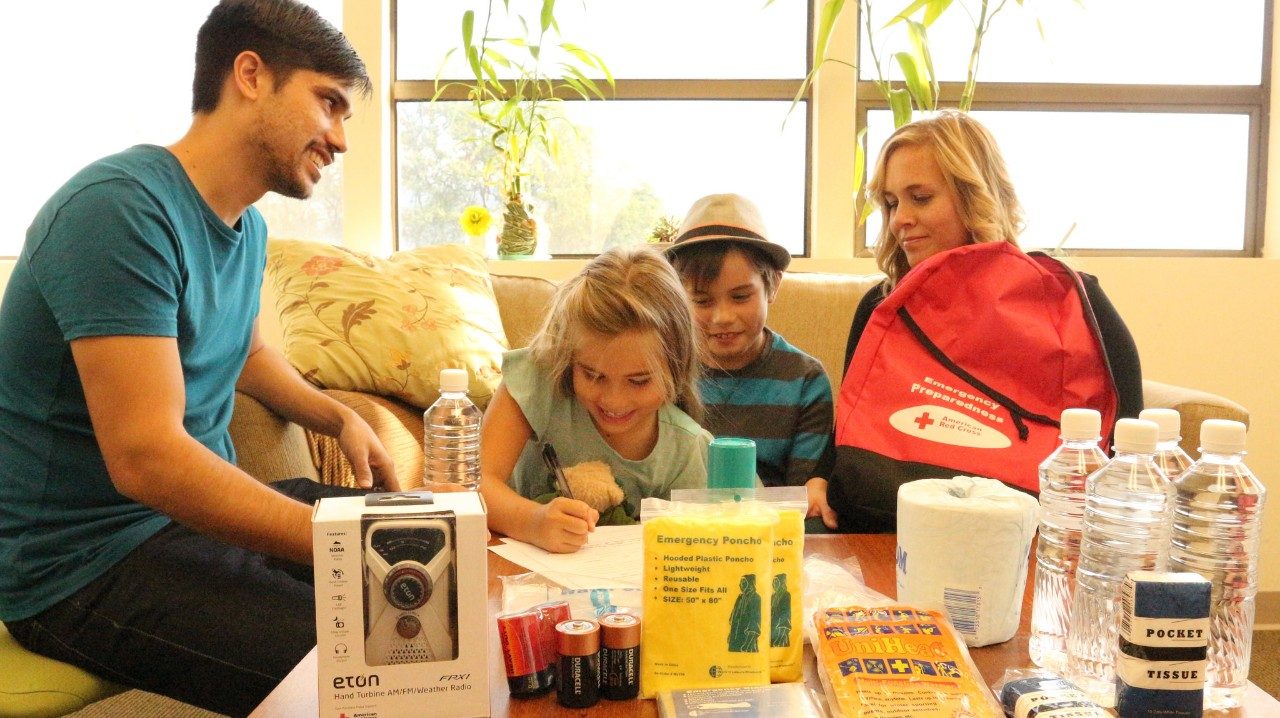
[458,205,493,237]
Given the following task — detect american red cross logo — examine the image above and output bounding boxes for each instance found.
[914,411,935,430]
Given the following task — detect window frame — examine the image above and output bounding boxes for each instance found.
[387,0,816,258]
[850,3,1274,258]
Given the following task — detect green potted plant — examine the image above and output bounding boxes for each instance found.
[435,0,614,258]
[795,0,1067,220]
[647,215,680,247]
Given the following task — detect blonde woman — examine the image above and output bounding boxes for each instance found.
[831,111,1142,532]
[480,246,712,552]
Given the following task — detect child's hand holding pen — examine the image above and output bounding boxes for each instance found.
[541,443,575,499]
[534,443,598,552]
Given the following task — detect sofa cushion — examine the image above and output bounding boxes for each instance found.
[768,271,885,401]
[265,239,507,409]
[230,392,321,484]
[490,273,556,349]
[306,390,426,488]
[0,622,122,717]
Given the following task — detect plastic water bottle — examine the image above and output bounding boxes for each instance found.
[1140,408,1194,482]
[1065,418,1172,706]
[422,368,482,490]
[1029,408,1108,672]
[1169,419,1267,711]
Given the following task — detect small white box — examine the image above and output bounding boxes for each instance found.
[313,491,490,718]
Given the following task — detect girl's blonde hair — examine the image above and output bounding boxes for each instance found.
[867,110,1024,291]
[528,245,703,421]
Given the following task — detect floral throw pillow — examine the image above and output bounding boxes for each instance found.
[265,239,507,409]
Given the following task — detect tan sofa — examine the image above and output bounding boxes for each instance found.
[229,271,1250,487]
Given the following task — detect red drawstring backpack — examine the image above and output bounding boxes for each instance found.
[830,242,1118,533]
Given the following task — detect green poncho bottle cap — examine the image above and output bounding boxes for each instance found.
[707,437,756,490]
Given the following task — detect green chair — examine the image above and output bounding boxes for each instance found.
[0,622,123,718]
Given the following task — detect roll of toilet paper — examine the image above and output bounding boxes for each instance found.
[896,476,1039,647]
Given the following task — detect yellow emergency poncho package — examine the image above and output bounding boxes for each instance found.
[768,508,804,682]
[640,502,776,698]
[813,604,1002,717]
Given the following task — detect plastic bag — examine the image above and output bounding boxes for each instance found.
[639,499,779,697]
[800,553,882,647]
[499,571,642,619]
[646,490,807,682]
[812,604,1003,717]
[990,668,1105,718]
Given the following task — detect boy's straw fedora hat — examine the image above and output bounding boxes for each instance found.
[664,193,791,271]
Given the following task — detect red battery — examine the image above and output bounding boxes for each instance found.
[496,610,552,696]
[533,600,572,677]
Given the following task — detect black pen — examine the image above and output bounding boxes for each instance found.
[541,442,575,500]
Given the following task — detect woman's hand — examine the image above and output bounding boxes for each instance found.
[806,477,839,530]
[532,497,600,553]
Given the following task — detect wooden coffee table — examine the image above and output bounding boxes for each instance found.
[251,534,1280,716]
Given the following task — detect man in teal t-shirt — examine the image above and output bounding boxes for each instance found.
[0,2,402,714]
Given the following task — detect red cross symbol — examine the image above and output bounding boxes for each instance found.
[914,412,935,430]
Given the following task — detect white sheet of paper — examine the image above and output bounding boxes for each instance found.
[488,524,643,589]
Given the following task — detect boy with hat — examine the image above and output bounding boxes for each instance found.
[665,193,837,529]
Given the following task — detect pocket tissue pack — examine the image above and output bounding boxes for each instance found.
[1115,571,1211,718]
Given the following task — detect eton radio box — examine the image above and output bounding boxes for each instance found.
[313,491,489,717]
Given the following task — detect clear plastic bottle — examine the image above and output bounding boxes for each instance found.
[1140,408,1194,482]
[1065,418,1172,706]
[1029,408,1108,672]
[422,368,482,490]
[1169,419,1267,711]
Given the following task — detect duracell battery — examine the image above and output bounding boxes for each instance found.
[496,610,552,696]
[599,612,641,700]
[533,599,572,686]
[555,619,601,709]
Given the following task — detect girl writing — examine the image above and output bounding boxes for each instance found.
[479,246,711,552]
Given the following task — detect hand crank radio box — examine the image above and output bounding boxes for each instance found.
[313,491,489,717]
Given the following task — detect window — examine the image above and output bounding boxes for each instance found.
[854,1,1271,255]
[3,0,344,258]
[392,0,811,256]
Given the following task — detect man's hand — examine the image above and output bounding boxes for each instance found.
[337,410,399,490]
[531,497,599,553]
[806,477,839,530]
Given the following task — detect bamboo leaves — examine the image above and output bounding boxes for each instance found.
[435,1,614,202]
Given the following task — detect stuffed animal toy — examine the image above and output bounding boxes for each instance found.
[535,460,635,525]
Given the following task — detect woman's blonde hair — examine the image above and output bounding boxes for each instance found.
[867,110,1024,290]
[528,245,703,421]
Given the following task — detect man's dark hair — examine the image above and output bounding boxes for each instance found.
[192,0,371,113]
[670,242,782,297]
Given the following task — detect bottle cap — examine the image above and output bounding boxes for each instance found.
[1199,419,1247,455]
[707,437,756,490]
[1113,418,1158,454]
[1059,408,1101,440]
[1139,408,1182,442]
[439,367,469,393]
